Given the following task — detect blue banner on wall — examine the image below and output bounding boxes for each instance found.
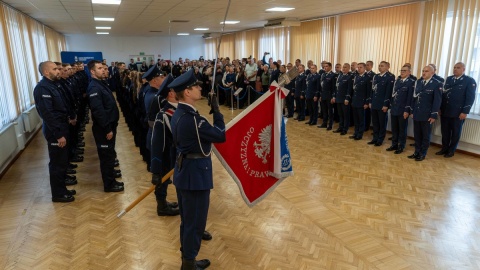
[61,51,103,64]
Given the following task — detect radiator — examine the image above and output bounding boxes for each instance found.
[433,117,480,145]
[23,105,41,133]
[0,123,19,172]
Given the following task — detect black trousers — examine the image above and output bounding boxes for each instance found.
[92,124,117,189]
[337,103,350,132]
[353,107,365,138]
[286,93,295,117]
[371,109,387,143]
[413,120,432,156]
[47,136,69,197]
[295,97,305,120]
[320,99,333,127]
[441,116,465,153]
[177,188,210,260]
[306,98,319,124]
[365,108,371,131]
[391,114,408,148]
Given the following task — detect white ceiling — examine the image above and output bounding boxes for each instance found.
[2,0,421,36]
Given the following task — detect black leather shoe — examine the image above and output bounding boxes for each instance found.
[67,189,76,195]
[167,201,178,208]
[309,122,317,126]
[115,180,124,186]
[394,148,404,154]
[408,153,419,159]
[68,163,78,169]
[157,204,180,216]
[367,140,377,145]
[77,142,85,147]
[196,259,211,269]
[349,135,356,139]
[386,145,398,151]
[114,161,120,167]
[52,194,75,203]
[65,178,77,186]
[75,148,84,155]
[374,142,382,146]
[77,136,84,141]
[444,152,455,158]
[114,172,122,178]
[435,149,448,155]
[415,155,425,161]
[67,169,76,175]
[354,137,362,140]
[71,156,84,162]
[202,230,213,241]
[80,127,86,132]
[66,174,76,181]
[104,184,124,192]
[333,129,342,133]
[114,169,121,174]
[317,124,327,128]
[326,127,332,131]
[297,118,305,121]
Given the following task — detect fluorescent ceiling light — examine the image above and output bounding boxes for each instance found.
[97,32,109,35]
[177,33,189,36]
[92,0,121,4]
[194,28,209,31]
[220,21,240,24]
[266,7,295,12]
[96,26,111,30]
[94,17,115,21]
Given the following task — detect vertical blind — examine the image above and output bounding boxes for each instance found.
[0,3,66,129]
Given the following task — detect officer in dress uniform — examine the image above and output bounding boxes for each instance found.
[294,64,307,121]
[333,63,353,135]
[305,64,321,125]
[407,65,442,161]
[318,62,336,130]
[365,61,376,131]
[285,63,296,118]
[87,60,124,192]
[368,61,395,146]
[142,66,166,171]
[34,61,76,202]
[169,69,225,270]
[347,63,371,140]
[387,66,415,154]
[436,62,477,157]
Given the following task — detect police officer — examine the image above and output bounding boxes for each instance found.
[305,64,321,125]
[368,61,395,146]
[387,66,414,154]
[407,65,442,161]
[169,69,226,270]
[318,62,336,130]
[294,64,307,121]
[285,63,295,118]
[348,63,371,140]
[142,66,167,171]
[333,63,353,135]
[87,60,124,192]
[436,62,477,157]
[33,61,76,202]
[365,61,376,131]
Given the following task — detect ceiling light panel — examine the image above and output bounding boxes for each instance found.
[266,7,295,12]
[220,21,240,24]
[92,0,121,4]
[94,17,115,21]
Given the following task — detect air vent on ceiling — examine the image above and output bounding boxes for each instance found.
[150,30,162,33]
[202,33,221,39]
[170,20,189,23]
[264,18,300,28]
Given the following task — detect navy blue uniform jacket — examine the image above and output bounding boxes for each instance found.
[87,78,119,134]
[305,73,320,99]
[320,71,336,100]
[34,77,69,140]
[294,73,307,97]
[349,74,371,108]
[369,72,395,110]
[172,103,226,190]
[441,74,477,117]
[412,78,443,121]
[335,72,353,103]
[390,77,415,116]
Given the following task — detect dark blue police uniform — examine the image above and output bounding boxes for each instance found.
[439,74,476,155]
[168,69,226,265]
[34,77,71,199]
[334,72,353,133]
[87,78,120,190]
[364,70,376,131]
[348,73,371,139]
[294,72,307,121]
[305,72,321,125]
[285,74,295,118]
[369,72,395,145]
[389,77,415,150]
[411,78,442,160]
[319,71,336,129]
